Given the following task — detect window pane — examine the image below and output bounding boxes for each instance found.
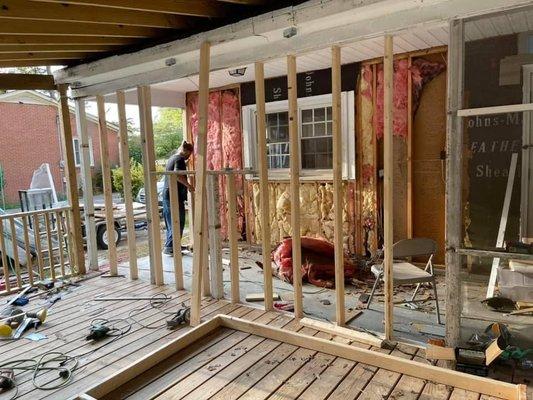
[302,138,316,153]
[314,122,325,136]
[327,122,332,135]
[302,109,313,123]
[326,106,332,121]
[316,153,332,169]
[267,127,278,140]
[302,124,313,137]
[278,125,288,140]
[314,107,325,122]
[267,113,278,126]
[302,154,315,169]
[278,111,288,125]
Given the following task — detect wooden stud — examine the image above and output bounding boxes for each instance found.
[287,54,303,319]
[75,99,98,271]
[32,213,45,280]
[190,41,211,326]
[55,210,66,278]
[383,35,394,340]
[331,46,345,325]
[445,19,465,349]
[137,86,164,285]
[116,90,138,280]
[254,61,274,311]
[57,84,85,275]
[44,212,56,280]
[0,220,10,292]
[226,171,240,303]
[300,317,384,348]
[371,64,379,254]
[0,35,138,45]
[0,73,55,90]
[407,55,413,239]
[64,210,75,276]
[8,218,22,287]
[21,215,34,285]
[96,95,118,276]
[206,174,223,298]
[202,202,211,297]
[169,175,184,290]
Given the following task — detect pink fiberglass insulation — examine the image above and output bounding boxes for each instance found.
[374,59,409,139]
[186,89,244,239]
[411,58,446,113]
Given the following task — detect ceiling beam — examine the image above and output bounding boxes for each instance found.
[0,44,120,53]
[0,51,98,61]
[32,0,227,18]
[216,0,266,4]
[0,59,75,67]
[0,73,56,90]
[0,35,141,45]
[0,0,192,28]
[0,20,168,37]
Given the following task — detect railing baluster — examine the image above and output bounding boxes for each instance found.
[169,175,184,290]
[44,212,56,280]
[33,213,45,281]
[9,217,22,288]
[56,210,66,278]
[21,215,34,286]
[0,219,11,293]
[64,210,76,276]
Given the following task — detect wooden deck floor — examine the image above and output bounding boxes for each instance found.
[0,276,525,400]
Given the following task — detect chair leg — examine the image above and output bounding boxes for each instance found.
[366,274,382,310]
[432,278,441,325]
[410,283,422,302]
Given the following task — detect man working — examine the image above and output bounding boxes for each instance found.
[162,141,194,255]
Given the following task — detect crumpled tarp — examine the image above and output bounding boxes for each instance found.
[270,236,361,288]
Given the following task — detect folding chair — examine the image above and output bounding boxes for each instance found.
[366,238,441,324]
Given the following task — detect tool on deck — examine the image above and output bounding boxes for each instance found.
[0,369,15,394]
[166,307,191,329]
[86,324,112,341]
[0,308,47,339]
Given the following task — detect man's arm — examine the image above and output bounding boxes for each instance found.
[177,175,194,192]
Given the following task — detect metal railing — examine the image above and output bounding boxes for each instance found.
[0,206,74,295]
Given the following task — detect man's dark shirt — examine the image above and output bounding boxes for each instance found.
[164,153,187,201]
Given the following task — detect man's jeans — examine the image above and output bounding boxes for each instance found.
[162,189,186,251]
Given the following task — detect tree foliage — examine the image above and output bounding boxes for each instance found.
[153,108,183,159]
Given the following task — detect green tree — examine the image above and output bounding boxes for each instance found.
[153,108,183,159]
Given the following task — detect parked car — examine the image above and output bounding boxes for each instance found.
[137,176,165,205]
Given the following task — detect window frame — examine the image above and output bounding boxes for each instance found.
[242,91,355,180]
[72,137,95,167]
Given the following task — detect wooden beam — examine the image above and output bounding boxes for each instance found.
[219,315,526,400]
[407,55,413,239]
[0,59,75,67]
[169,175,184,289]
[0,73,55,90]
[0,35,139,45]
[383,34,394,340]
[215,0,265,4]
[445,19,464,349]
[226,171,240,303]
[74,99,98,271]
[138,86,164,285]
[0,0,192,29]
[190,41,211,326]
[0,44,120,53]
[0,52,103,61]
[96,95,118,276]
[0,19,165,37]
[300,317,384,348]
[116,90,138,280]
[57,84,85,275]
[332,46,345,326]
[34,0,226,18]
[254,61,273,311]
[287,54,303,320]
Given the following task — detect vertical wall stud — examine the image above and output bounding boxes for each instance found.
[407,56,413,239]
[207,174,223,298]
[288,54,303,319]
[116,90,138,280]
[383,35,394,340]
[190,41,211,326]
[96,95,118,276]
[226,171,240,303]
[332,46,345,325]
[169,174,184,289]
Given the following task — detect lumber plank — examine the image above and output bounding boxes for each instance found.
[299,317,383,348]
[449,388,481,400]
[226,172,240,303]
[0,73,55,90]
[169,175,184,289]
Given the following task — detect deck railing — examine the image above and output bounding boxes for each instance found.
[0,206,75,295]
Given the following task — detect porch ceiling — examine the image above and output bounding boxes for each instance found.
[0,0,304,68]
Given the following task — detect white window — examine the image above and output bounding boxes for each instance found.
[72,138,94,167]
[242,92,355,179]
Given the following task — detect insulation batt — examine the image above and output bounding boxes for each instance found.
[270,236,361,288]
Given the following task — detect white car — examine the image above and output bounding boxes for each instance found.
[137,176,166,205]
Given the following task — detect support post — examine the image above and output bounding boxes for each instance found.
[207,173,222,298]
[169,175,184,289]
[190,41,211,326]
[407,56,413,239]
[445,19,465,348]
[202,202,210,297]
[57,84,85,275]
[75,99,98,271]
[383,35,394,340]
[254,62,274,311]
[96,95,118,276]
[332,46,345,325]
[116,90,138,280]
[288,54,303,319]
[138,86,164,285]
[226,171,240,303]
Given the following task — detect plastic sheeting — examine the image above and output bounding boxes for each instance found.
[186,89,244,239]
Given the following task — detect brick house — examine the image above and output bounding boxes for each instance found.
[0,90,120,205]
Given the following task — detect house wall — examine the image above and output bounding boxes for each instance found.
[0,101,119,206]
